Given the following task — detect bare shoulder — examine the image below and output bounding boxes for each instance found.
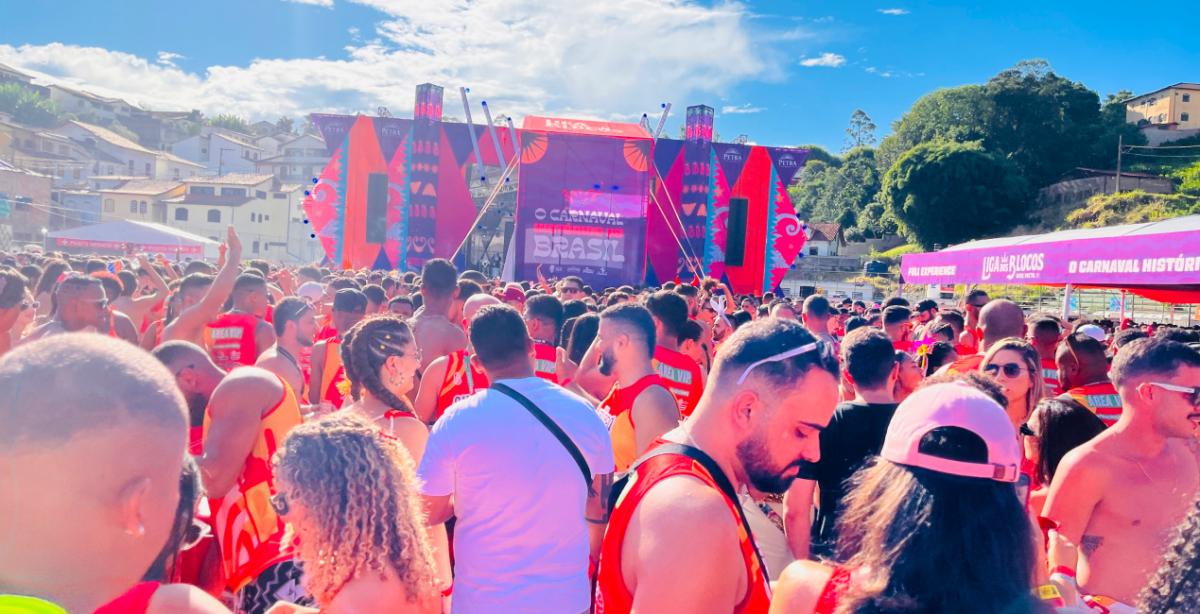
[148,583,232,614]
[214,367,284,404]
[770,560,836,614]
[637,473,738,543]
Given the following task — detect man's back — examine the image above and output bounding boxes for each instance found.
[418,376,614,613]
[411,313,468,371]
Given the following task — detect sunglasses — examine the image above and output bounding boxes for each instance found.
[983,362,1026,378]
[270,491,289,516]
[736,341,825,385]
[1019,423,1037,437]
[561,286,584,295]
[19,300,39,311]
[1147,382,1200,407]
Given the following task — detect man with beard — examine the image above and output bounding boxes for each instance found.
[592,304,680,472]
[256,297,317,406]
[594,318,840,613]
[21,274,111,342]
[151,341,309,613]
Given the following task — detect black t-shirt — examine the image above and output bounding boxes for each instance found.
[797,400,899,560]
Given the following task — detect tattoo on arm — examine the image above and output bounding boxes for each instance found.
[586,472,615,524]
[1080,534,1104,556]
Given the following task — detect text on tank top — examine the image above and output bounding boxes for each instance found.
[202,374,303,591]
[204,312,259,371]
[1064,381,1122,426]
[594,449,771,614]
[598,373,668,473]
[652,346,704,417]
[533,342,559,383]
[436,349,490,420]
[1041,357,1063,396]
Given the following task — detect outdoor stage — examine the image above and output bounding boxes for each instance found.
[301,84,813,295]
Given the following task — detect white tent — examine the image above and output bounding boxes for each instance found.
[47,220,220,260]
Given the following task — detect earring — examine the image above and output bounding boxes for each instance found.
[124,522,146,538]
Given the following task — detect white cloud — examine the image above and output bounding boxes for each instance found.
[283,0,334,7]
[721,103,765,114]
[0,0,781,124]
[799,52,845,68]
[156,51,184,67]
[877,8,909,15]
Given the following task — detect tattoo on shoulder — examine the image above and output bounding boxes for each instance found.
[1081,534,1104,556]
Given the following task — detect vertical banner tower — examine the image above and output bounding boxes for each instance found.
[408,83,444,271]
[683,105,715,278]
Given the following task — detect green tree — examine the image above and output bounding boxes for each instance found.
[0,83,61,128]
[795,144,838,166]
[789,147,884,236]
[882,140,1030,248]
[208,113,251,134]
[274,116,295,135]
[844,109,877,151]
[876,85,991,172]
[1175,160,1200,196]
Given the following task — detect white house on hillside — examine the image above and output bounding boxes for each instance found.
[172,129,263,175]
[255,133,328,182]
[57,120,204,180]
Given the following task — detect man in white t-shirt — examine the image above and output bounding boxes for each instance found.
[419,304,615,614]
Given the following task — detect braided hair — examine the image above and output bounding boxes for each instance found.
[342,314,417,412]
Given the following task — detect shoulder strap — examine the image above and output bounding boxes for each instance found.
[492,382,594,496]
[628,442,768,578]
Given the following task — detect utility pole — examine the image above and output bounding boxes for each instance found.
[1115,134,1123,193]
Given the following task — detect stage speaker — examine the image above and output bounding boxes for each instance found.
[365,172,389,243]
[725,197,748,267]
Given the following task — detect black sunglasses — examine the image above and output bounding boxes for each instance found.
[1019,423,1036,437]
[983,362,1025,378]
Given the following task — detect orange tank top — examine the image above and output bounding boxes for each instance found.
[203,374,303,591]
[436,349,489,420]
[598,374,668,472]
[319,338,346,408]
[594,446,771,614]
[533,342,559,383]
[652,346,704,417]
[203,312,259,371]
[1063,381,1123,426]
[1041,357,1062,396]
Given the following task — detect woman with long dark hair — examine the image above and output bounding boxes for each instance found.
[981,338,1046,429]
[1022,397,1106,515]
[770,383,1048,614]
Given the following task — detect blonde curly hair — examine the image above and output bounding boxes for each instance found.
[273,413,438,605]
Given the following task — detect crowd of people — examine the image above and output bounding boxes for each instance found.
[1,226,1199,614]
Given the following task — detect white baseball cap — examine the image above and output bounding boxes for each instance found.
[1076,324,1107,342]
[297,281,324,302]
[881,382,1021,483]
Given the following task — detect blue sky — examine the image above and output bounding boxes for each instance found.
[1,0,1196,152]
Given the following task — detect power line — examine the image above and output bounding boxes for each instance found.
[1122,151,1200,159]
[1125,143,1200,150]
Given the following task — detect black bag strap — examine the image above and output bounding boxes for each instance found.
[626,442,768,577]
[492,382,594,496]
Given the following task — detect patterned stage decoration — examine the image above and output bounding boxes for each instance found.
[304,83,516,271]
[512,116,652,288]
[646,105,811,295]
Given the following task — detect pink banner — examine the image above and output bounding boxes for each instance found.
[900,230,1200,286]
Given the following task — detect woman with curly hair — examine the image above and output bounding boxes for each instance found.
[1140,497,1200,613]
[268,413,441,613]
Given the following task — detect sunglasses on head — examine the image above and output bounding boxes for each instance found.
[1146,382,1200,407]
[736,340,828,386]
[983,362,1026,378]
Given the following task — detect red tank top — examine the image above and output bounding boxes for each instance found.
[203,312,259,371]
[94,581,160,614]
[1041,357,1062,396]
[533,342,559,383]
[1063,381,1123,427]
[594,447,771,614]
[436,350,489,420]
[319,339,346,408]
[598,374,668,472]
[652,346,704,417]
[814,567,851,614]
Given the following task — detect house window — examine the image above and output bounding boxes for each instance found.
[221,187,247,198]
[1184,113,1192,123]
[264,214,269,221]
[190,186,215,196]
[128,160,135,173]
[106,166,115,175]
[207,209,221,223]
[256,190,267,199]
[129,200,137,213]
[145,162,152,175]
[273,192,286,199]
[809,247,819,256]
[104,199,115,212]
[252,240,260,254]
[173,168,180,180]
[1185,94,1192,103]
[250,213,257,222]
[73,169,81,180]
[175,208,188,221]
[139,201,147,214]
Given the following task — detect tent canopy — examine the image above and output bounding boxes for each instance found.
[47,220,219,257]
[899,215,1200,303]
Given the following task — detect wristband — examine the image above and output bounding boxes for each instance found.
[1050,565,1076,579]
[441,584,453,597]
[1035,584,1065,606]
